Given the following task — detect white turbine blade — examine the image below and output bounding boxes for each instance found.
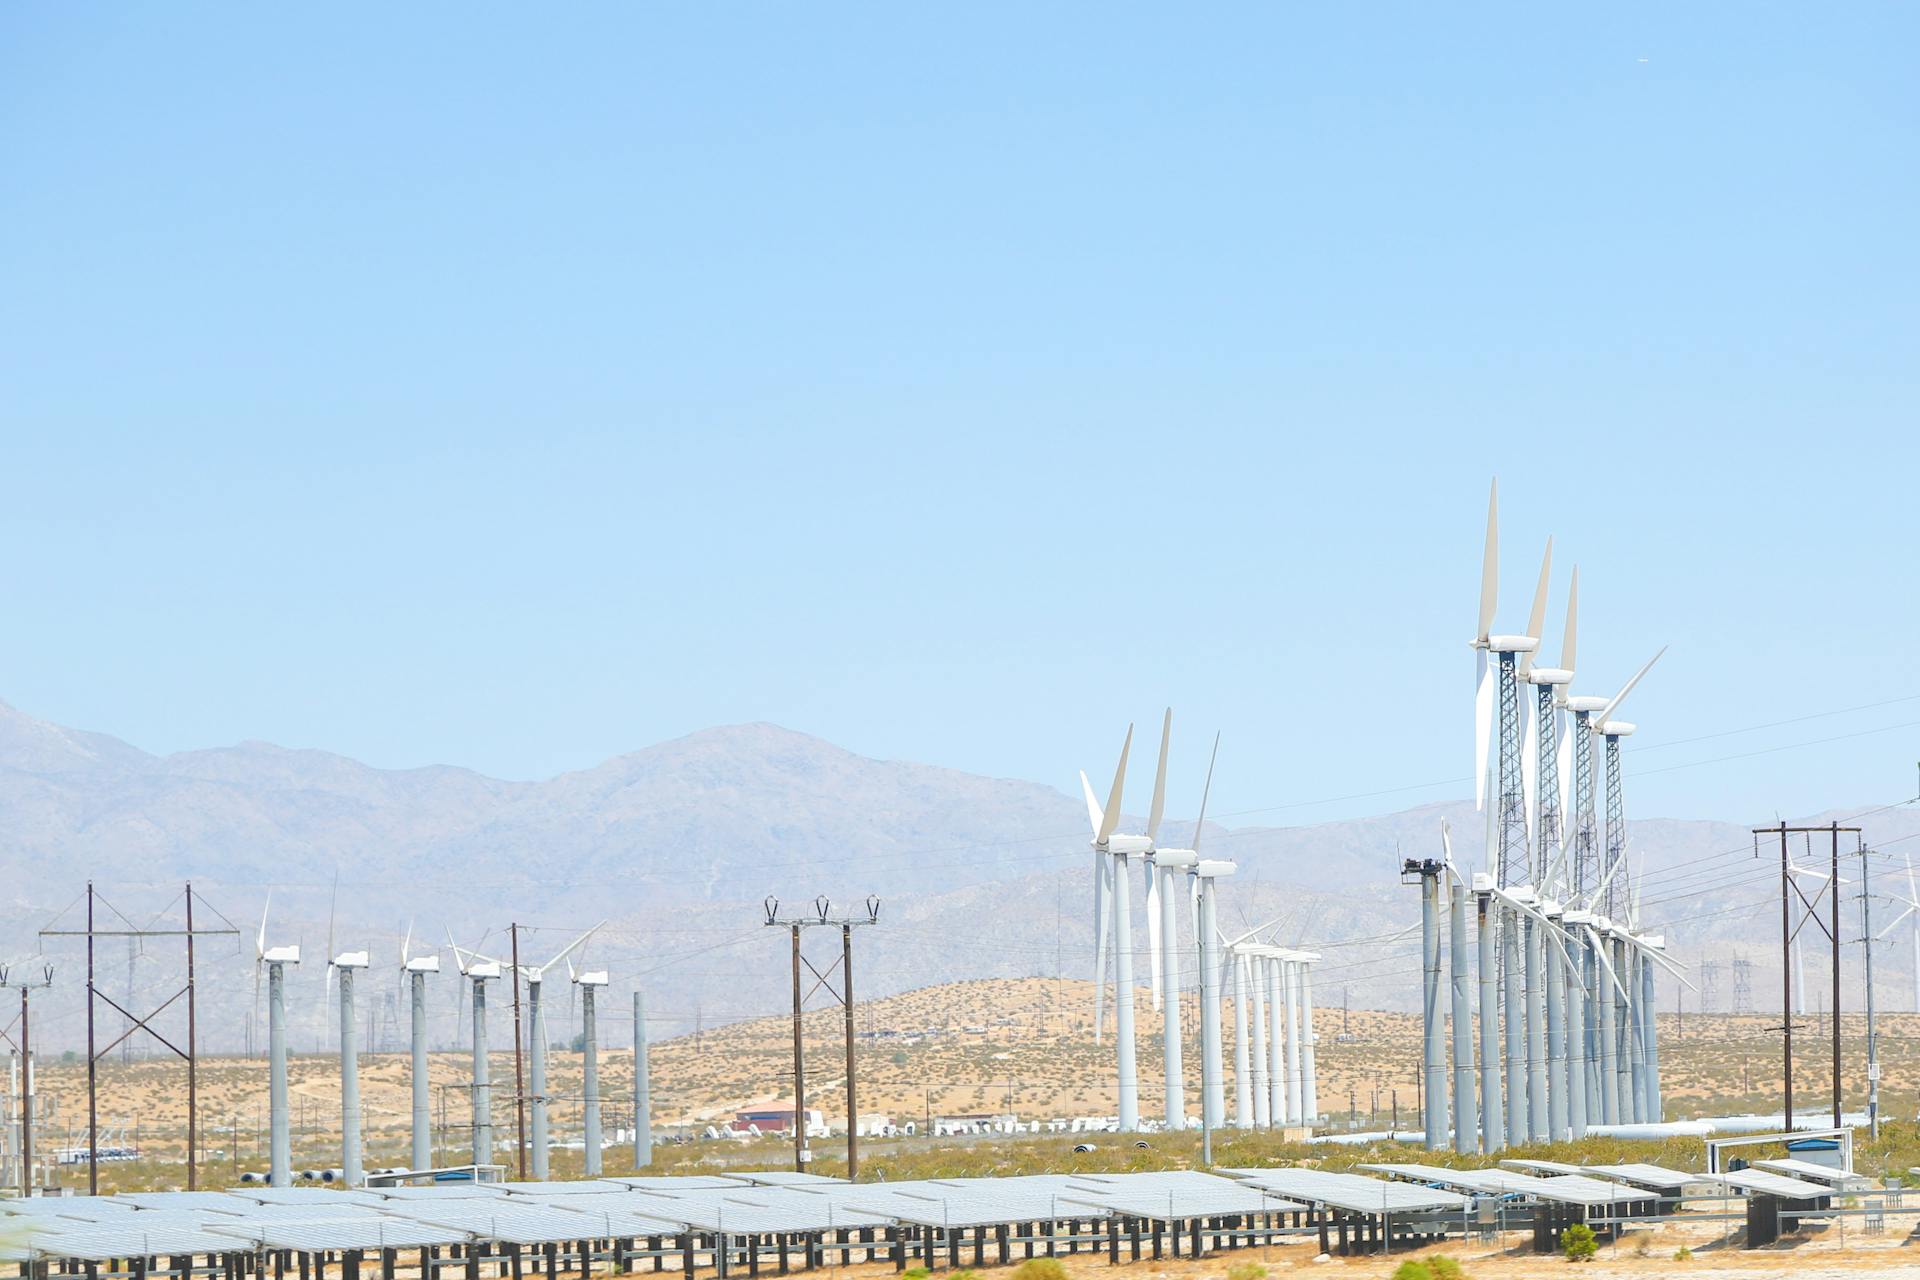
[1147,707,1171,842]
[1879,904,1918,940]
[1080,771,1104,838]
[1518,536,1552,676]
[1145,866,1163,1010]
[1192,731,1220,853]
[1474,650,1492,811]
[1598,645,1668,725]
[1440,817,1461,882]
[257,891,271,961]
[1477,478,1498,642]
[1561,565,1578,675]
[540,921,605,976]
[1097,725,1133,846]
[401,918,414,967]
[1906,850,1918,907]
[1584,926,1629,1000]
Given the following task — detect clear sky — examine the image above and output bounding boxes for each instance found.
[2,4,1915,825]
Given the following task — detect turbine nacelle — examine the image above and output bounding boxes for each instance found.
[1598,720,1636,737]
[1102,833,1154,856]
[262,945,300,965]
[1485,634,1539,654]
[403,956,441,974]
[332,951,370,970]
[1524,666,1573,687]
[468,960,502,980]
[1151,849,1198,869]
[572,969,609,987]
[1563,695,1609,714]
[1193,859,1236,879]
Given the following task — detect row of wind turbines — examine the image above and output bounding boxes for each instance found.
[253,903,652,1187]
[1412,479,1683,1153]
[1084,712,1322,1134]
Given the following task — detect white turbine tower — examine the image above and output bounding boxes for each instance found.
[448,935,502,1168]
[330,946,371,1185]
[1143,718,1214,1133]
[1875,853,1920,1013]
[1082,720,1168,1133]
[255,896,300,1187]
[570,959,609,1176]
[470,925,605,1179]
[400,924,439,1173]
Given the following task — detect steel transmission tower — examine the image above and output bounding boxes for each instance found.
[1495,651,1530,889]
[1732,958,1753,1014]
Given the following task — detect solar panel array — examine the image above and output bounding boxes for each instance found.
[1221,1168,1468,1213]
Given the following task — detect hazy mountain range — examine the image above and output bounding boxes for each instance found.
[3,697,1916,1057]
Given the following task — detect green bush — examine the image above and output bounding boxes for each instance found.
[1390,1263,1433,1280]
[902,1269,931,1280]
[1011,1260,1068,1280]
[1427,1257,1465,1280]
[1226,1264,1269,1280]
[1673,1246,1693,1261]
[1560,1223,1597,1262]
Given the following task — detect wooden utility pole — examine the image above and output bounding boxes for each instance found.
[764,896,880,1176]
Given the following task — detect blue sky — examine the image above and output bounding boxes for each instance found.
[1,3,1915,824]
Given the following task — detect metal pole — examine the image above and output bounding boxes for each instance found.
[1112,851,1138,1131]
[530,978,548,1180]
[410,971,430,1172]
[581,983,600,1176]
[1476,892,1502,1151]
[1231,953,1251,1128]
[1503,907,1523,1142]
[1832,821,1842,1129]
[1420,869,1445,1151]
[510,924,527,1179]
[472,977,492,1167]
[632,989,652,1168]
[341,967,361,1186]
[1525,913,1546,1141]
[791,923,805,1172]
[1781,824,1793,1130]
[1266,955,1285,1129]
[842,923,858,1179]
[1301,962,1318,1127]
[1566,931,1587,1139]
[269,961,290,1187]
[1450,875,1475,1153]
[1545,912,1565,1141]
[1198,879,1223,1136]
[86,881,97,1195]
[186,882,198,1190]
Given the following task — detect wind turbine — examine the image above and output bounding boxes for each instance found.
[469,924,605,1178]
[400,923,439,1172]
[1082,721,1166,1133]
[255,895,300,1187]
[1141,722,1215,1133]
[1874,853,1920,1013]
[569,957,609,1176]
[448,934,502,1168]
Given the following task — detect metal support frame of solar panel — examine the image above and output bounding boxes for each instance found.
[1751,1158,1868,1188]
[1578,1164,1696,1192]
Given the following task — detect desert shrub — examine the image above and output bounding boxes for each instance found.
[1673,1245,1693,1261]
[1389,1262,1433,1280]
[1427,1257,1465,1280]
[1560,1223,1597,1262]
[1226,1264,1269,1280]
[1012,1260,1068,1280]
[902,1269,931,1280]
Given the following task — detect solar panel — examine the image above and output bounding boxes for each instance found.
[234,1188,391,1207]
[207,1219,473,1252]
[1712,1170,1833,1200]
[1499,1158,1584,1176]
[605,1176,745,1191]
[387,1204,654,1245]
[1579,1163,1695,1191]
[1222,1168,1467,1214]
[721,1171,847,1187]
[500,1180,634,1196]
[27,1226,250,1261]
[369,1184,511,1201]
[1751,1159,1865,1187]
[1054,1184,1305,1219]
